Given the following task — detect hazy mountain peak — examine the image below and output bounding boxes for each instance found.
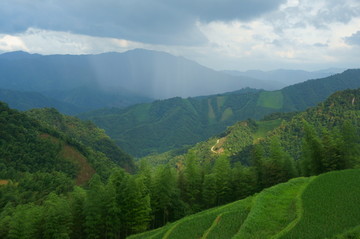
[223,68,346,86]
[0,51,42,60]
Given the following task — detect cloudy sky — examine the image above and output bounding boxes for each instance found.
[0,0,359,71]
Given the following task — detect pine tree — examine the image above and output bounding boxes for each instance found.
[301,120,324,176]
[151,165,182,227]
[122,176,151,235]
[107,169,127,238]
[43,193,72,239]
[103,181,121,239]
[8,206,26,239]
[84,174,106,239]
[213,155,231,206]
[339,120,360,168]
[321,128,342,172]
[181,152,202,212]
[202,173,217,209]
[69,187,86,239]
[251,143,265,190]
[5,204,42,239]
[231,163,257,200]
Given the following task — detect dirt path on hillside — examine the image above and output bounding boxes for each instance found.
[211,139,220,153]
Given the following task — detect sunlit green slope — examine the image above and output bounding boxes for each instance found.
[128,169,360,239]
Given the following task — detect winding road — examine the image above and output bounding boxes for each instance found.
[211,139,220,153]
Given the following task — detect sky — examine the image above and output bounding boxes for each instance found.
[0,0,359,71]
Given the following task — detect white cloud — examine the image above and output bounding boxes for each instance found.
[0,0,359,71]
[2,28,145,55]
[0,35,28,52]
[187,0,360,70]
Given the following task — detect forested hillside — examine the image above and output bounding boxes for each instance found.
[1,88,360,239]
[26,108,135,172]
[154,88,360,171]
[0,101,134,207]
[80,69,360,157]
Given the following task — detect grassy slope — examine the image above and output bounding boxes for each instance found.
[253,119,282,141]
[128,197,253,239]
[128,169,360,239]
[280,169,360,239]
[203,211,249,239]
[257,91,284,109]
[233,177,310,239]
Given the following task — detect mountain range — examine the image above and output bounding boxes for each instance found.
[223,68,344,86]
[0,49,359,158]
[0,49,284,114]
[80,69,360,157]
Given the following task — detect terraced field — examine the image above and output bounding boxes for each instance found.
[257,91,284,109]
[128,169,360,239]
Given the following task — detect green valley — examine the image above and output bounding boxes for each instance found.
[80,69,360,157]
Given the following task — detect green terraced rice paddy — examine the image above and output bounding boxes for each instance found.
[280,169,360,239]
[128,170,360,239]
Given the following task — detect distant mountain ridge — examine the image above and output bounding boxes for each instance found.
[223,68,345,86]
[80,69,360,157]
[0,88,81,115]
[0,50,349,114]
[0,49,282,114]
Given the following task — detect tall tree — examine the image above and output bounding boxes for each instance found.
[301,120,324,176]
[251,143,265,190]
[69,187,86,239]
[213,155,232,206]
[321,128,342,172]
[151,165,183,228]
[202,173,217,209]
[84,174,106,239]
[339,120,360,168]
[231,163,258,201]
[122,176,151,235]
[43,193,72,239]
[107,168,127,238]
[181,152,202,213]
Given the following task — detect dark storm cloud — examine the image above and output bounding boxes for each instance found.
[0,0,285,45]
[345,31,360,46]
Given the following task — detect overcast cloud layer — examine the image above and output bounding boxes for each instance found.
[0,0,359,70]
